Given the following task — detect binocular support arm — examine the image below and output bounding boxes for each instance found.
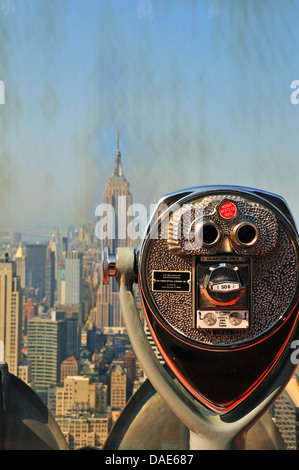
[115,247,277,450]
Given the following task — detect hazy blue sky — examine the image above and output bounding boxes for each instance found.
[1,0,299,227]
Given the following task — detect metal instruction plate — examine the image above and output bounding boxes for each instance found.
[152,270,191,293]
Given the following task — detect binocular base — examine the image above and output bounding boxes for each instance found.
[104,378,285,450]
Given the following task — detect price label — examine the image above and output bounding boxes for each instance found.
[209,281,241,292]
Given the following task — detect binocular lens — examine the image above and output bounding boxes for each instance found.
[235,223,258,246]
[199,223,220,245]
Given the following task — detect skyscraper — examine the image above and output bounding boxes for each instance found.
[14,242,26,289]
[27,311,67,396]
[62,237,68,254]
[96,135,134,328]
[65,251,83,306]
[101,132,133,252]
[25,244,47,301]
[65,316,80,358]
[110,360,127,409]
[0,256,22,376]
[45,248,55,308]
[60,355,78,382]
[57,267,66,304]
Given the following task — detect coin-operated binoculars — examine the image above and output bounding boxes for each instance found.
[103,186,299,450]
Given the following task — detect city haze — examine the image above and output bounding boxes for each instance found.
[0,1,299,228]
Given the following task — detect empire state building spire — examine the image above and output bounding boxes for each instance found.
[114,128,122,177]
[109,128,127,182]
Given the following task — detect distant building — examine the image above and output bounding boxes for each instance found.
[27,313,67,396]
[86,324,97,353]
[45,248,55,308]
[48,375,108,417]
[56,414,110,450]
[0,256,22,376]
[123,350,138,397]
[65,316,80,358]
[55,303,81,319]
[57,267,66,304]
[60,356,78,382]
[96,134,136,329]
[65,251,83,307]
[62,237,68,254]
[25,244,47,301]
[48,375,90,416]
[110,360,127,409]
[89,382,108,413]
[18,362,34,388]
[23,300,36,334]
[14,242,26,288]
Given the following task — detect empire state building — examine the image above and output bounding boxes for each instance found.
[96,136,134,328]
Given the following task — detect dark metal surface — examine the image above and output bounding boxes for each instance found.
[0,363,69,450]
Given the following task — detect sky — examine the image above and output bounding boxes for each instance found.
[1,0,299,228]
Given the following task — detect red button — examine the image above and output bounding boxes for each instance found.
[219,201,237,219]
